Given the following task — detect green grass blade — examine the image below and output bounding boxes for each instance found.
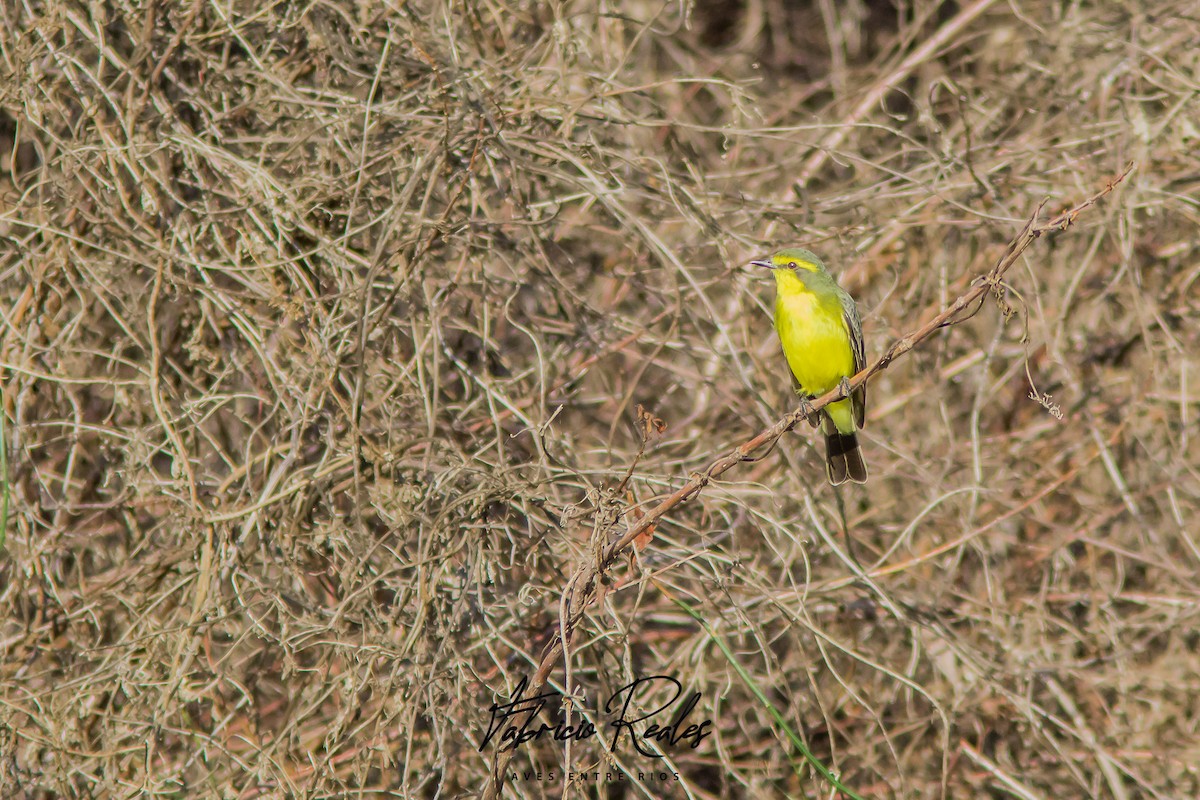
[669,593,865,800]
[0,399,7,551]
[0,397,7,551]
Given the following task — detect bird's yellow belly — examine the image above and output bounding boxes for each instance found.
[775,292,854,396]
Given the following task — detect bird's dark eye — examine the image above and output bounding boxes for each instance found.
[788,261,798,269]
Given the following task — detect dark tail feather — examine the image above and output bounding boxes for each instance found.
[824,431,868,485]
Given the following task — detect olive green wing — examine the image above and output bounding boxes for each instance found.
[839,289,867,430]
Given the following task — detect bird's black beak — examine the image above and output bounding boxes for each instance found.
[749,259,774,269]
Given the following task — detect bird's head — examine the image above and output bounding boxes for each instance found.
[749,248,826,274]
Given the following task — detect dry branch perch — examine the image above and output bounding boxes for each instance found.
[481,163,1132,799]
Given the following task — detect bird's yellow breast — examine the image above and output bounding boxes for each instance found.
[773,271,855,397]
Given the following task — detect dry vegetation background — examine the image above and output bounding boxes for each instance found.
[1,0,1198,797]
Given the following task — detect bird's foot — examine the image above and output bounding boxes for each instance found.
[797,396,818,427]
[838,377,854,400]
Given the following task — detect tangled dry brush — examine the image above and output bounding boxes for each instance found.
[1,0,1198,797]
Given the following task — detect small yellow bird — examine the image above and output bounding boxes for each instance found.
[752,248,867,485]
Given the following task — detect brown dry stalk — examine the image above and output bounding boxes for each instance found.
[794,0,1002,189]
[482,162,1133,798]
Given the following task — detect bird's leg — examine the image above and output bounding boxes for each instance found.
[797,396,818,428]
